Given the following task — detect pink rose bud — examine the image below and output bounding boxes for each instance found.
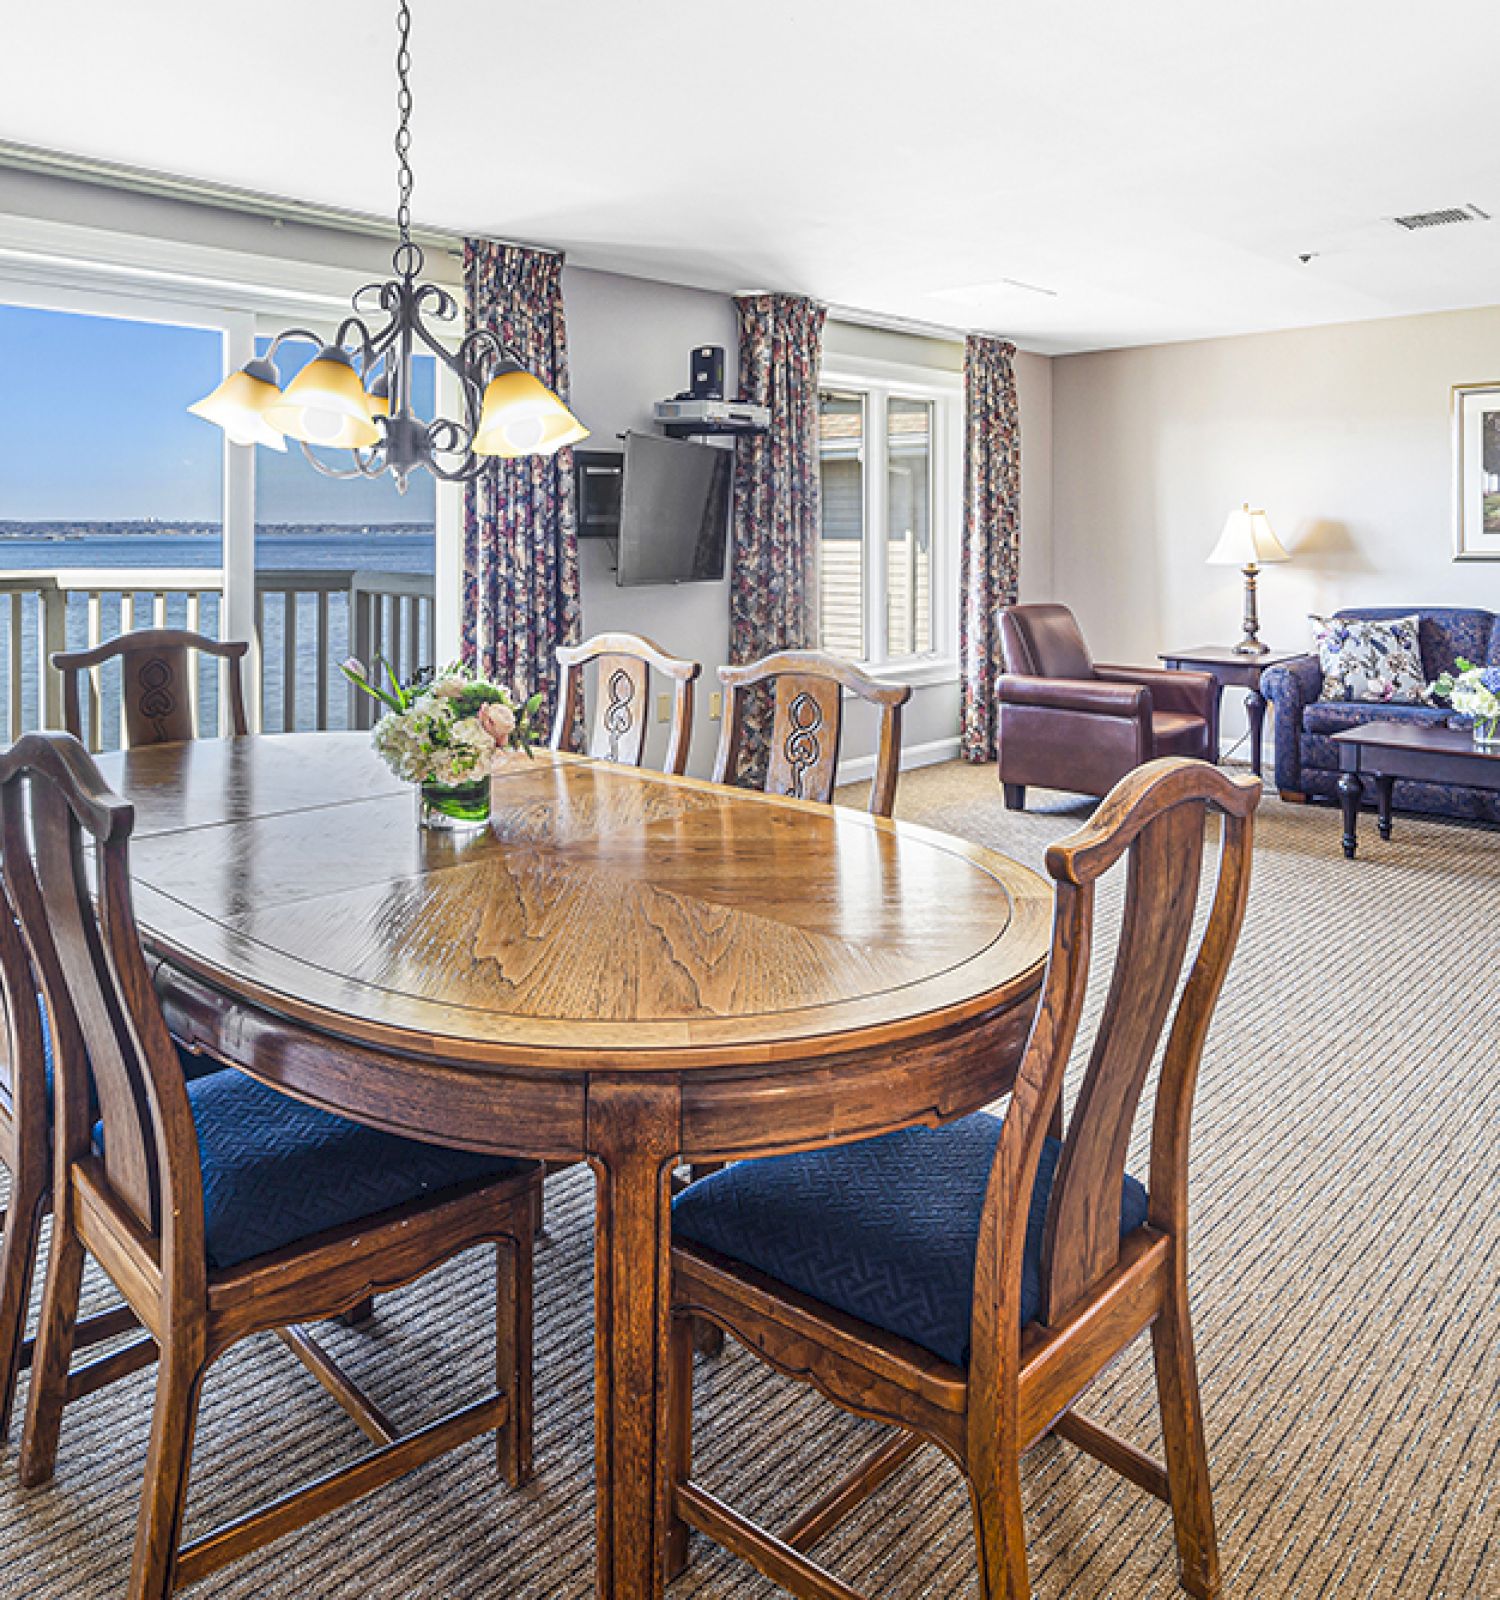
[342,657,367,678]
[477,701,517,746]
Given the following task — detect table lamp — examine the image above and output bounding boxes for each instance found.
[1208,503,1289,654]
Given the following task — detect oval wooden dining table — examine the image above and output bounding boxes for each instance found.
[96,731,1052,1599]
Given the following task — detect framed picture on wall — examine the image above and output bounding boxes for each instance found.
[1453,381,1500,560]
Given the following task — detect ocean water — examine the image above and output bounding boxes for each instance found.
[0,529,432,574]
[0,528,435,745]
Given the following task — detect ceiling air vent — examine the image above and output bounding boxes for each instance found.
[1391,204,1490,231]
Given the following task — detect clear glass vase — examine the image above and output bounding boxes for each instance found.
[418,778,491,831]
[1474,716,1500,752]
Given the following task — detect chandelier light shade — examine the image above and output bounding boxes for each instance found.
[474,363,592,458]
[187,0,586,490]
[186,359,287,450]
[263,345,381,449]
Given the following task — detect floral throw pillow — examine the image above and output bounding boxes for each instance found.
[1313,614,1427,704]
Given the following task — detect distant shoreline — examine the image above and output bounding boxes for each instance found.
[0,522,434,540]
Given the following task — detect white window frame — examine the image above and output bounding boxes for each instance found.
[248,309,462,666]
[0,212,466,726]
[816,352,961,688]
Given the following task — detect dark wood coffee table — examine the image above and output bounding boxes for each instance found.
[1332,721,1500,857]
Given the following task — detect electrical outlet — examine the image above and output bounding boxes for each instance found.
[656,693,670,724]
[709,692,723,721]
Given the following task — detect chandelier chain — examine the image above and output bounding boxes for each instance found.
[190,0,585,482]
[394,0,415,245]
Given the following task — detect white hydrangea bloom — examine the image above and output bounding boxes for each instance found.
[366,671,531,788]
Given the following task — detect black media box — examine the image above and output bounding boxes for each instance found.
[690,345,725,400]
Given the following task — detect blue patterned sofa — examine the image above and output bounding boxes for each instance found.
[1261,606,1500,823]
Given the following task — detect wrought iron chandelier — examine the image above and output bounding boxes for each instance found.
[188,0,587,490]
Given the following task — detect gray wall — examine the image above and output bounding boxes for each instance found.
[1051,305,1500,746]
[565,273,1055,778]
[0,165,461,286]
[563,266,738,777]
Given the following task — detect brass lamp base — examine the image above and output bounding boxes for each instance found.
[1231,562,1269,654]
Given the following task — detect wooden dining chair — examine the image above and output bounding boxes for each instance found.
[53,628,250,749]
[0,883,53,1446]
[0,880,150,1446]
[0,857,225,1445]
[2,731,542,1600]
[56,627,384,1324]
[550,631,701,776]
[712,649,912,818]
[668,757,1261,1600]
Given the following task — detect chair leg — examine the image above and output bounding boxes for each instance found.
[18,1210,86,1489]
[129,1350,208,1600]
[1151,1267,1221,1600]
[0,1180,46,1443]
[1003,784,1026,811]
[665,1310,695,1581]
[682,1167,726,1357]
[496,1236,534,1488]
[337,1296,376,1328]
[966,1448,1030,1600]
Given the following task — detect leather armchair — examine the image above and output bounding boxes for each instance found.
[995,604,1218,808]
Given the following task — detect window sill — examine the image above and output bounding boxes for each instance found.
[852,656,960,691]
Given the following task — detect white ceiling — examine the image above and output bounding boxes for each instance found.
[4,0,1500,354]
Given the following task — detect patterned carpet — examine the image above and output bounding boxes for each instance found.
[0,764,1495,1599]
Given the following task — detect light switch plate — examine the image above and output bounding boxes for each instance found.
[656,693,670,724]
[709,692,723,721]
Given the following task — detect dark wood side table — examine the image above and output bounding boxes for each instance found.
[1332,722,1500,858]
[1160,646,1305,780]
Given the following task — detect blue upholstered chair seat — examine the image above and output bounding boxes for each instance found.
[95,1070,529,1271]
[672,1112,1149,1367]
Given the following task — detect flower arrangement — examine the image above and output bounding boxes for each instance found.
[341,658,544,824]
[1430,657,1500,749]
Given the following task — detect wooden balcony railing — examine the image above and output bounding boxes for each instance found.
[0,567,435,750]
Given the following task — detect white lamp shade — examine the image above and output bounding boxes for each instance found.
[472,365,589,459]
[188,361,287,450]
[1208,503,1289,567]
[264,344,380,450]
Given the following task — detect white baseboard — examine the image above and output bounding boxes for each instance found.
[839,735,962,786]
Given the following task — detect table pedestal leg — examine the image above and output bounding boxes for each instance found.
[588,1078,681,1600]
[1376,775,1395,841]
[1338,772,1361,859]
[1246,688,1267,780]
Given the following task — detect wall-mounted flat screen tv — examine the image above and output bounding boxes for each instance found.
[616,432,732,586]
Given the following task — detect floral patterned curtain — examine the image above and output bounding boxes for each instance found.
[462,240,581,716]
[729,293,828,775]
[960,335,1021,763]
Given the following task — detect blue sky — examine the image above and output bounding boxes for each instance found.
[0,303,434,525]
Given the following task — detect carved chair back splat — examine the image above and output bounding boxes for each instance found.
[53,628,250,749]
[712,649,912,818]
[551,632,701,776]
[667,757,1261,1600]
[0,731,541,1600]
